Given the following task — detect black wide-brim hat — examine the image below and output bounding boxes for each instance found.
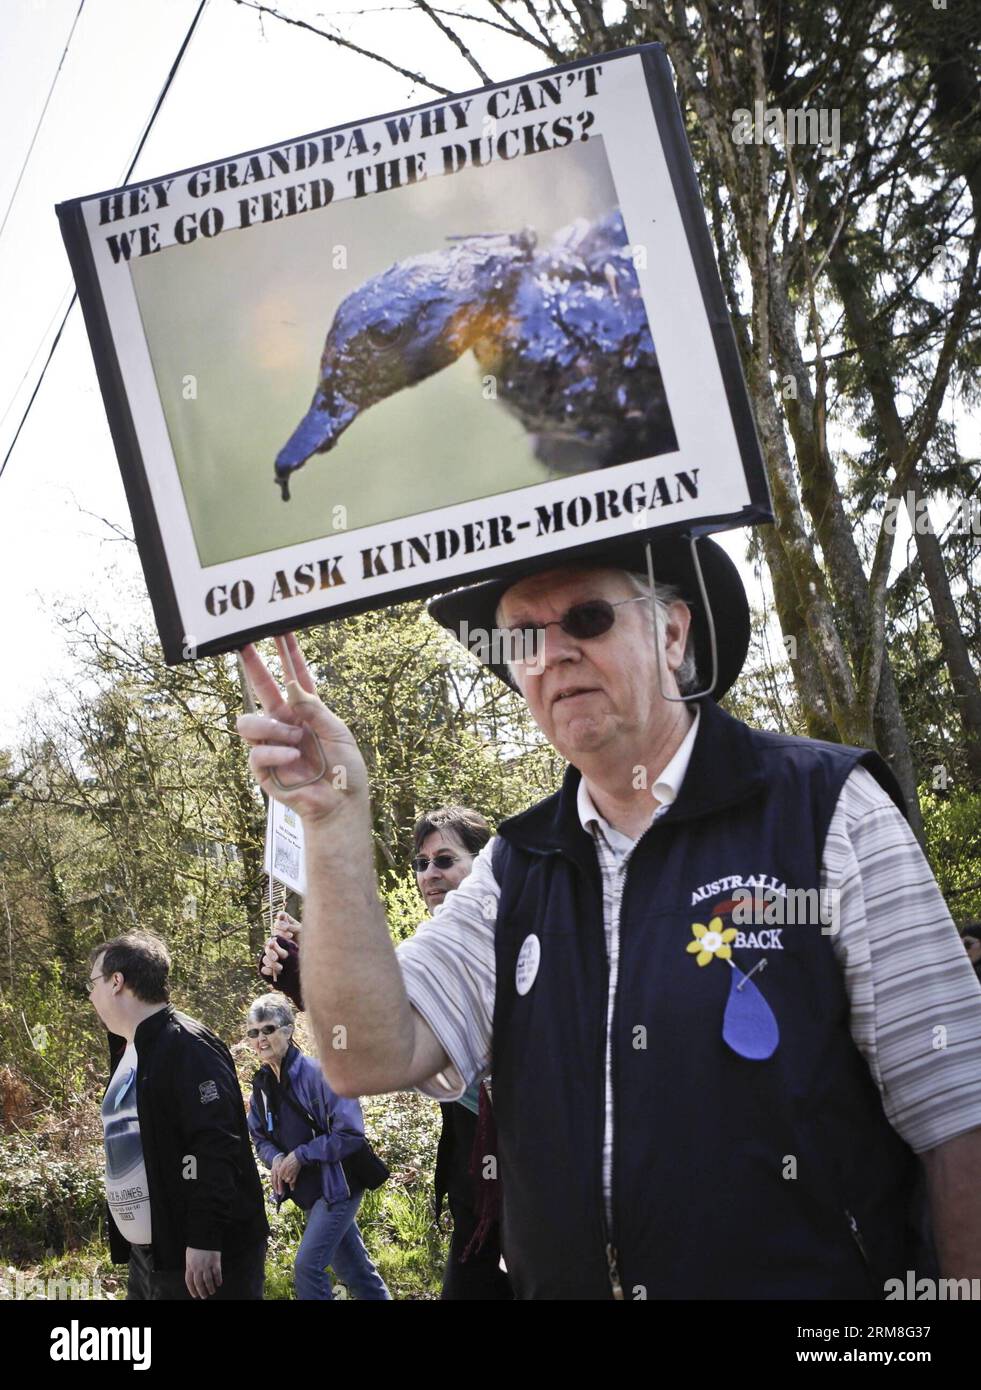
[427,532,750,700]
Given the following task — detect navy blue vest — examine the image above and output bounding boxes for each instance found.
[491,699,935,1300]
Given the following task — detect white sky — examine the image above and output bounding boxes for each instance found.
[0,0,969,748]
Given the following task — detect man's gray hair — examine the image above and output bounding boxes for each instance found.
[247,994,296,1030]
[622,573,699,696]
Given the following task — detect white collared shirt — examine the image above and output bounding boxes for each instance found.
[576,706,699,851]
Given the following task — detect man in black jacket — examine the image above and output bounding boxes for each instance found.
[87,931,268,1299]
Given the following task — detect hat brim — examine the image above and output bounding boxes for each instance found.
[427,532,749,701]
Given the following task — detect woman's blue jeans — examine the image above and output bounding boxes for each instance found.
[295,1190,391,1301]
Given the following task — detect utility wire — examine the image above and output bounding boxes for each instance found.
[0,288,74,436]
[0,0,86,249]
[0,0,210,486]
[0,295,78,485]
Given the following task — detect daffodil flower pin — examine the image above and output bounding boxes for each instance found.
[686,917,738,967]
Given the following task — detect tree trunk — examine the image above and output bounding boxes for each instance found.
[827,238,981,793]
[912,499,981,786]
[768,258,924,832]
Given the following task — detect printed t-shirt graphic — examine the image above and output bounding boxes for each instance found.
[101,1041,151,1243]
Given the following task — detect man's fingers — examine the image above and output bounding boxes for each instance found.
[261,952,284,979]
[236,713,304,745]
[282,631,317,696]
[239,644,290,716]
[239,696,351,753]
[249,744,302,773]
[274,635,298,688]
[185,1251,221,1299]
[240,668,358,754]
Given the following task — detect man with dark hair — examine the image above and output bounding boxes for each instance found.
[413,806,491,867]
[91,932,172,1004]
[87,930,268,1300]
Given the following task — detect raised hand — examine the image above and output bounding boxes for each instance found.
[260,911,301,981]
[274,910,301,938]
[236,634,369,825]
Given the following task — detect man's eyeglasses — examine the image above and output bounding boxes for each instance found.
[86,974,104,993]
[412,852,460,874]
[506,596,648,663]
[246,1024,284,1039]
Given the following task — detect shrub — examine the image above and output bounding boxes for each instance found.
[0,1135,104,1262]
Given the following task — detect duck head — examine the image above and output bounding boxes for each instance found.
[274,231,535,498]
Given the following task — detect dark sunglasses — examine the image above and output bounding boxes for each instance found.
[507,596,647,661]
[412,852,460,874]
[246,1024,283,1039]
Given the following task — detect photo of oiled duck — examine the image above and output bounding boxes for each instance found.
[273,209,677,499]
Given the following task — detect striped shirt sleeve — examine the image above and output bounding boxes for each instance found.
[826,767,981,1153]
[395,837,500,1101]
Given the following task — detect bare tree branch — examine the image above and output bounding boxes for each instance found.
[514,0,565,57]
[569,0,606,45]
[481,0,561,59]
[549,0,588,46]
[233,0,452,94]
[413,0,492,82]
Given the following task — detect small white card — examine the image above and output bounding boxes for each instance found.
[263,797,306,897]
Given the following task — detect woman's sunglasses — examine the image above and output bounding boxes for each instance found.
[412,852,460,874]
[507,596,647,663]
[246,1024,284,1039]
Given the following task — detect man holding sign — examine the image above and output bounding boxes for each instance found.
[237,535,981,1300]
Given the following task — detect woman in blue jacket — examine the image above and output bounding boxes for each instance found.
[246,994,390,1300]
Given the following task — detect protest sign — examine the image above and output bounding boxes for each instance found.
[57,43,771,662]
[263,796,306,898]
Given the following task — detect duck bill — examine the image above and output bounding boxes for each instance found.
[274,389,359,499]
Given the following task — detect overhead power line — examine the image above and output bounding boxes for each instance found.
[0,0,210,487]
[0,0,87,249]
[0,288,75,437]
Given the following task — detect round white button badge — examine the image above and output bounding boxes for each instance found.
[515,934,541,995]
